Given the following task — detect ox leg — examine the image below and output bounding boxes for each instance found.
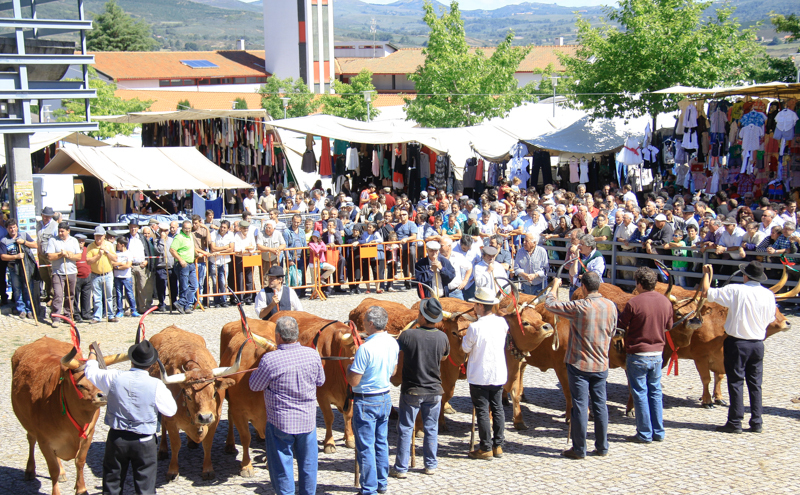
[443,402,456,414]
[165,422,182,481]
[201,421,219,480]
[504,354,527,430]
[56,459,66,483]
[73,430,95,495]
[158,423,170,460]
[343,403,355,449]
[709,348,728,406]
[229,412,254,477]
[713,372,728,406]
[38,441,64,495]
[554,364,572,423]
[437,363,459,431]
[225,419,237,454]
[695,359,715,408]
[320,397,337,454]
[24,434,36,481]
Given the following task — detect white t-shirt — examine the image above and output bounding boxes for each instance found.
[211,231,234,265]
[243,197,257,215]
[113,251,132,279]
[707,282,775,340]
[739,124,764,152]
[447,251,471,291]
[776,109,799,132]
[462,314,509,386]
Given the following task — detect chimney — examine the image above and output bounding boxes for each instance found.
[238,39,245,50]
[558,37,564,46]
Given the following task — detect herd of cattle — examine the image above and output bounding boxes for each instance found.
[10,271,798,495]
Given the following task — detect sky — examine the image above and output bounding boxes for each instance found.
[360,0,611,8]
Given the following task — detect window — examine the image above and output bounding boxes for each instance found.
[246,77,258,83]
[180,60,219,69]
[210,78,221,85]
[234,77,245,84]
[198,79,210,85]
[159,80,170,87]
[170,79,181,86]
[183,79,193,86]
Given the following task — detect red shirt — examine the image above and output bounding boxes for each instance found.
[76,246,90,279]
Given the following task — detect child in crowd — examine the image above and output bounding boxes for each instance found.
[496,214,514,254]
[307,231,336,294]
[384,231,401,292]
[666,229,690,288]
[112,237,139,317]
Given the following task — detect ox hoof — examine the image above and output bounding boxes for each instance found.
[389,407,399,420]
[224,444,238,455]
[701,403,715,409]
[187,440,200,450]
[77,491,88,495]
[514,422,528,431]
[439,421,449,433]
[58,473,67,483]
[502,396,510,407]
[443,403,456,415]
[239,466,254,478]
[165,472,178,482]
[157,450,169,461]
[24,470,35,481]
[715,399,729,407]
[323,444,337,454]
[345,439,356,449]
[415,430,425,438]
[202,471,216,481]
[520,393,529,402]
[625,408,635,418]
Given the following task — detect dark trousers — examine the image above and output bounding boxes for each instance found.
[74,276,92,320]
[723,337,764,429]
[468,383,504,452]
[51,273,76,319]
[103,429,157,495]
[567,363,609,456]
[154,267,168,306]
[0,259,7,303]
[400,243,415,283]
[233,258,253,302]
[168,266,179,308]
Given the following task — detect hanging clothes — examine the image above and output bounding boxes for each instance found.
[579,158,589,184]
[620,137,643,165]
[319,137,332,176]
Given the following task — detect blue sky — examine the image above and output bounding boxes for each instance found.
[361,0,611,8]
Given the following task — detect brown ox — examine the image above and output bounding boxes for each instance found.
[219,318,277,477]
[148,326,241,481]
[12,335,127,495]
[221,312,358,477]
[647,281,792,408]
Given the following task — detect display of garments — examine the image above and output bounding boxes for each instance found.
[372,149,380,177]
[420,152,431,179]
[740,110,767,128]
[682,129,698,150]
[487,162,498,186]
[434,155,448,191]
[739,124,764,153]
[579,158,589,184]
[345,146,359,171]
[709,103,727,134]
[568,156,579,182]
[301,149,317,173]
[683,105,698,128]
[508,142,528,184]
[620,137,643,165]
[319,137,332,176]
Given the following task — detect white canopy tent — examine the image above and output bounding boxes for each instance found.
[93,109,268,124]
[40,147,251,191]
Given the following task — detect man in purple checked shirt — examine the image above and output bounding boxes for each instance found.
[250,316,325,495]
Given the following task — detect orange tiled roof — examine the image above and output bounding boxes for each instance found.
[372,93,415,108]
[336,45,578,75]
[94,50,269,81]
[115,89,265,112]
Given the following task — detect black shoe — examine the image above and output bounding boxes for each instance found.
[715,423,742,434]
[561,448,585,460]
[625,434,652,444]
[334,287,347,294]
[176,305,186,315]
[73,316,83,323]
[157,305,167,312]
[652,436,665,442]
[185,307,193,314]
[589,450,608,457]
[221,302,230,308]
[749,424,763,433]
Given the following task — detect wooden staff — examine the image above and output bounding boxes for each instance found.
[19,250,38,326]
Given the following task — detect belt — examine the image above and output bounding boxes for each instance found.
[131,262,145,267]
[92,271,112,276]
[353,391,389,398]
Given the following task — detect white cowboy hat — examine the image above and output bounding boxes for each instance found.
[469,286,500,305]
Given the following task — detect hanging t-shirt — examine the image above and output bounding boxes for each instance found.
[568,157,579,183]
[739,124,764,152]
[579,158,589,184]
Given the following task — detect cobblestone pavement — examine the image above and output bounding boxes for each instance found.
[2,288,799,495]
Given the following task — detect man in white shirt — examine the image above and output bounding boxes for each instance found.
[258,186,275,213]
[514,233,548,294]
[233,220,257,304]
[779,200,796,224]
[243,188,258,215]
[441,236,471,300]
[462,287,508,459]
[255,265,303,319]
[473,245,508,293]
[257,220,286,272]
[209,220,234,308]
[758,210,779,236]
[714,219,745,266]
[622,184,638,207]
[125,220,152,315]
[701,262,775,434]
[523,209,548,237]
[615,212,638,280]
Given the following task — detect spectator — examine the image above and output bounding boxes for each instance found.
[515,233,549,294]
[87,226,119,323]
[0,219,37,318]
[112,236,138,318]
[209,220,234,308]
[72,233,92,322]
[46,221,81,327]
[169,220,197,314]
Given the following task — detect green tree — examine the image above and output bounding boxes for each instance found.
[55,68,152,139]
[771,13,800,42]
[319,70,380,121]
[233,97,248,110]
[749,56,798,83]
[404,1,535,128]
[561,0,763,127]
[86,0,158,52]
[259,77,318,119]
[177,99,192,110]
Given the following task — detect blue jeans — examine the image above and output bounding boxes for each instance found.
[113,277,136,315]
[8,264,32,313]
[394,394,441,472]
[567,363,609,456]
[521,281,546,295]
[462,284,476,302]
[174,262,197,310]
[626,354,665,441]
[90,272,115,320]
[449,288,464,300]
[353,392,392,495]
[210,263,228,305]
[264,422,317,495]
[196,258,207,299]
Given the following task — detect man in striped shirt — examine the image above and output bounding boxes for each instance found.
[514,233,549,294]
[546,272,618,460]
[250,316,325,495]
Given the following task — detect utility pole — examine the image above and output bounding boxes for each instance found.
[370,18,377,58]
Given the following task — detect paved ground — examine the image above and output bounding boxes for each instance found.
[2,288,799,495]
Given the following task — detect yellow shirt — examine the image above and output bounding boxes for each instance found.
[87,240,114,274]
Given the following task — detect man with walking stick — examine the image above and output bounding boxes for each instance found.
[87,226,119,323]
[46,221,80,328]
[0,218,36,319]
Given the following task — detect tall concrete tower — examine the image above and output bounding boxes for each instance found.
[263,0,335,94]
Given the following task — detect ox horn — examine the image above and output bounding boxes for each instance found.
[770,266,789,293]
[250,332,277,351]
[776,280,800,300]
[158,359,188,385]
[213,341,247,377]
[664,274,677,303]
[60,346,81,370]
[103,353,130,366]
[341,333,354,345]
[399,319,416,333]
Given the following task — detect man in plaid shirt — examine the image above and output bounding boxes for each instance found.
[546,272,618,459]
[250,316,325,495]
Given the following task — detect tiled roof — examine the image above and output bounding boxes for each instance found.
[372,93,415,108]
[94,50,269,81]
[336,45,578,75]
[115,90,265,112]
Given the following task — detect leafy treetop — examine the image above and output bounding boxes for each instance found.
[259,76,319,119]
[86,0,158,52]
[320,70,380,121]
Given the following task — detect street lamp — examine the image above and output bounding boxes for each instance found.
[280,97,290,119]
[363,90,374,123]
[550,75,560,118]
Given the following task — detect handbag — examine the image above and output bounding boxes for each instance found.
[287,264,300,288]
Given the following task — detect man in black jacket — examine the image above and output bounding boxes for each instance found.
[414,241,455,299]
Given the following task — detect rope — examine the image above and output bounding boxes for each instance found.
[59,373,89,439]
[665,331,679,376]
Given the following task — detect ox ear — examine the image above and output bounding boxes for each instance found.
[214,377,236,391]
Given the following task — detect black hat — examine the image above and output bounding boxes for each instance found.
[128,340,159,367]
[419,297,443,323]
[41,206,55,216]
[739,261,768,283]
[267,265,285,278]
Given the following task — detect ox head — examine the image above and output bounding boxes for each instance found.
[497,299,554,353]
[609,328,628,369]
[768,306,792,337]
[59,324,128,408]
[157,342,245,434]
